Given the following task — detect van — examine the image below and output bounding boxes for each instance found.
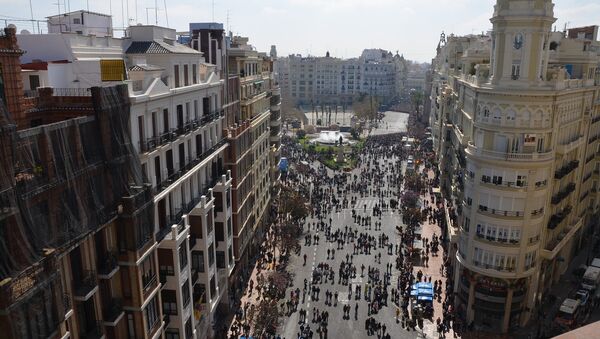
[554,298,581,329]
[581,266,600,291]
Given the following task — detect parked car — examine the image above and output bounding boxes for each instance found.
[554,298,582,329]
[570,289,590,307]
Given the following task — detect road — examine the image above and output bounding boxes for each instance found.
[279,112,445,339]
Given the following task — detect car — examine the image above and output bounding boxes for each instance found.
[573,289,590,306]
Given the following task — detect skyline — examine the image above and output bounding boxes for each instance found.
[1,0,599,63]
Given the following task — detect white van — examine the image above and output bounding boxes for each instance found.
[581,266,600,291]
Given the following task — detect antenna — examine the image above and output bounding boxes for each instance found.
[135,0,138,24]
[163,0,169,27]
[121,0,124,32]
[28,0,35,33]
[226,10,230,33]
[54,0,62,33]
[155,0,158,25]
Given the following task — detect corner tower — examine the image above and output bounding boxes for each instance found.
[490,0,556,86]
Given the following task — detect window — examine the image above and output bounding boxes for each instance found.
[215,222,224,242]
[0,63,5,103]
[100,59,126,81]
[208,244,215,267]
[228,245,234,265]
[29,75,40,90]
[144,296,159,333]
[182,279,190,307]
[192,64,197,84]
[511,63,520,80]
[141,255,156,291]
[165,329,180,339]
[162,289,178,315]
[127,312,136,339]
[179,242,188,270]
[209,275,216,299]
[159,264,174,276]
[73,18,81,24]
[216,251,226,269]
[174,65,180,87]
[185,317,193,339]
[183,64,189,86]
[192,251,205,272]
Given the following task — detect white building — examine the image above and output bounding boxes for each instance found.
[276,49,412,107]
[429,0,600,333]
[47,10,113,36]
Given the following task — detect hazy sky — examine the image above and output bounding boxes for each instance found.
[2,0,599,62]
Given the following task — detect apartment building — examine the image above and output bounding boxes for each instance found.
[429,0,600,333]
[276,49,408,106]
[0,25,157,339]
[224,35,279,289]
[14,16,236,339]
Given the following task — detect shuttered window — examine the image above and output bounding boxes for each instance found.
[100,59,126,81]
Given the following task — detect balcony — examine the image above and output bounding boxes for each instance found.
[141,110,224,154]
[466,143,553,162]
[480,177,527,190]
[551,183,576,205]
[547,205,572,230]
[542,219,583,259]
[593,115,600,124]
[154,139,227,195]
[477,205,524,218]
[142,274,158,300]
[556,135,584,154]
[97,251,119,279]
[554,160,579,180]
[102,298,125,326]
[474,233,519,246]
[73,270,98,301]
[472,260,516,273]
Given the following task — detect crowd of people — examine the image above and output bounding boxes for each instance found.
[228,116,462,339]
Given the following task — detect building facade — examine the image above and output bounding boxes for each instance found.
[276,49,409,107]
[429,0,600,333]
[7,12,280,339]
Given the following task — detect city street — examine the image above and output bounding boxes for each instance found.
[277,112,452,339]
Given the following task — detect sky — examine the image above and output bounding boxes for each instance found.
[2,0,599,63]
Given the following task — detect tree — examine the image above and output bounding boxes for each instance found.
[281,97,307,124]
[352,94,379,121]
[400,190,420,209]
[248,300,281,336]
[296,129,307,139]
[410,89,424,120]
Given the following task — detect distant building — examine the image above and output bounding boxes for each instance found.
[47,10,113,36]
[276,49,414,107]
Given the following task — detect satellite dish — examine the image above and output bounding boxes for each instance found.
[7,24,16,29]
[20,29,31,35]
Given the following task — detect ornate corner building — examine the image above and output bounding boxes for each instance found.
[429,0,600,333]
